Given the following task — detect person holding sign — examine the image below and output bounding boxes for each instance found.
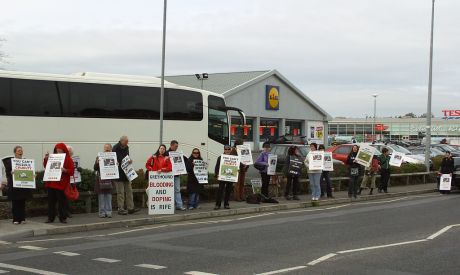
[378,148,391,193]
[283,146,302,200]
[438,151,455,194]
[319,145,334,199]
[359,155,380,195]
[145,144,173,173]
[94,144,115,218]
[43,143,74,223]
[166,140,186,211]
[214,145,235,210]
[2,146,33,224]
[255,142,272,198]
[346,145,361,199]
[305,143,322,201]
[185,148,203,210]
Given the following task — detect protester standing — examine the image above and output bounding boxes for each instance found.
[214,145,235,210]
[166,140,186,211]
[379,148,391,193]
[438,151,455,193]
[94,144,114,218]
[112,136,138,215]
[255,142,271,198]
[305,143,322,201]
[233,139,249,202]
[185,148,202,210]
[346,145,360,199]
[319,144,334,199]
[2,146,32,224]
[359,155,380,195]
[43,143,74,223]
[284,146,301,200]
[145,144,172,173]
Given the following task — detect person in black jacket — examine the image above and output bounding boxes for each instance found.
[319,144,334,199]
[438,151,455,193]
[284,146,301,200]
[112,136,138,215]
[2,146,33,224]
[346,145,361,199]
[185,148,203,210]
[214,145,234,210]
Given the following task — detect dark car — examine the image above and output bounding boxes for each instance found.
[271,135,308,145]
[453,157,460,190]
[431,144,460,157]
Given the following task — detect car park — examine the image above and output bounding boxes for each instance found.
[410,147,444,158]
[431,144,460,157]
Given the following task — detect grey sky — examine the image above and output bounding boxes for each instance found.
[1,0,459,118]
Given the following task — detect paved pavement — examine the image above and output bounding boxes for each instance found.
[0,191,458,274]
[0,183,437,240]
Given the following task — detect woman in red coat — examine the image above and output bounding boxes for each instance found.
[145,144,172,174]
[43,143,74,223]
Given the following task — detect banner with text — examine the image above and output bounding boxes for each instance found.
[12,158,36,189]
[218,155,240,182]
[43,154,66,181]
[193,159,208,184]
[98,152,119,180]
[121,155,138,182]
[147,171,175,215]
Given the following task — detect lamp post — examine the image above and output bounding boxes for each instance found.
[195,73,208,89]
[372,94,378,142]
[425,0,435,172]
[159,0,167,146]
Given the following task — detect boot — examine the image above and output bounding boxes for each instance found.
[369,188,373,195]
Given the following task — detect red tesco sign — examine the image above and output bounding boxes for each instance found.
[442,110,460,117]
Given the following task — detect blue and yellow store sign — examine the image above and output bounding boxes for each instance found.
[265,85,280,110]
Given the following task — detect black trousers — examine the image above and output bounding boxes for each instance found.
[47,188,68,221]
[349,176,359,197]
[215,181,233,207]
[285,175,300,196]
[380,169,391,192]
[321,171,333,197]
[261,173,270,197]
[12,199,26,223]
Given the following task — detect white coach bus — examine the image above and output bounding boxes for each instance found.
[0,70,246,172]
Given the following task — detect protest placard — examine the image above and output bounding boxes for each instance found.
[193,159,208,184]
[237,144,253,165]
[251,178,262,194]
[169,151,187,176]
[267,154,277,175]
[389,152,405,167]
[98,152,119,180]
[355,145,375,168]
[323,152,334,172]
[440,174,452,191]
[12,158,36,188]
[218,155,240,182]
[307,151,324,170]
[43,154,66,181]
[121,155,138,182]
[70,156,81,184]
[147,171,175,215]
[288,156,303,176]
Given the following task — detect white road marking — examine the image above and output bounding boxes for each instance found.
[19,245,47,251]
[17,236,84,244]
[426,225,453,240]
[92,258,121,263]
[0,263,66,275]
[0,270,9,274]
[236,213,275,220]
[358,197,410,205]
[53,251,80,257]
[277,204,350,214]
[0,241,11,245]
[256,265,307,275]
[106,225,168,236]
[307,253,337,266]
[337,239,427,254]
[184,271,218,275]
[135,264,167,270]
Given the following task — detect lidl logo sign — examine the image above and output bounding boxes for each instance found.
[265,85,280,110]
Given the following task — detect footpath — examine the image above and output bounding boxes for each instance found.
[0,183,437,240]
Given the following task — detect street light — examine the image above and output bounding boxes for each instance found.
[372,94,378,142]
[425,0,436,172]
[159,0,167,146]
[195,73,208,89]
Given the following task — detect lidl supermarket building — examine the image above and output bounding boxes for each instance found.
[166,70,331,150]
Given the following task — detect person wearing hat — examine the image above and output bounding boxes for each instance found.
[255,142,272,198]
[214,145,235,209]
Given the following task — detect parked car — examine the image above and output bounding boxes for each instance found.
[271,135,308,145]
[410,146,444,158]
[325,143,381,163]
[431,144,460,157]
[453,157,460,190]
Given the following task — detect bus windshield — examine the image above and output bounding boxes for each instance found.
[208,95,229,145]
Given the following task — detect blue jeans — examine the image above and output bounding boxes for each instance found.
[98,193,112,216]
[308,173,322,199]
[188,192,200,208]
[174,176,184,209]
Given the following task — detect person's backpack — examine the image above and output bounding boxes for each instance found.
[246,194,261,204]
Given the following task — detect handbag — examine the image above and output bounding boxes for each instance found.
[64,183,79,201]
[350,167,359,176]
